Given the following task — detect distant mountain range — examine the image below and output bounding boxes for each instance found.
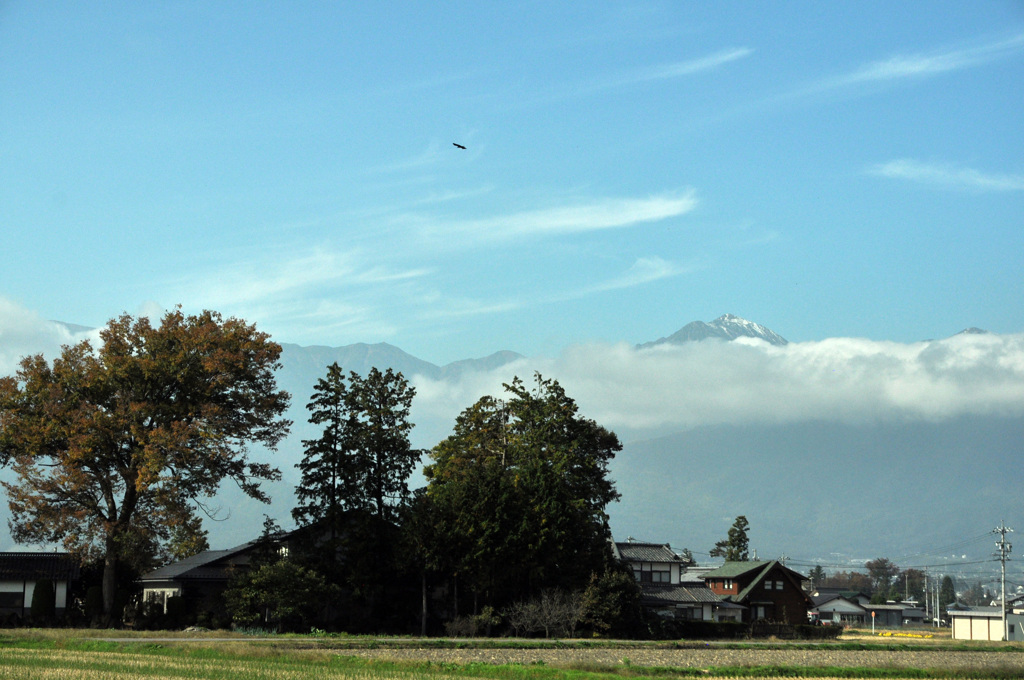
[4,314,1016,580]
[275,341,522,407]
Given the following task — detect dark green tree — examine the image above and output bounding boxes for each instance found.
[30,578,56,623]
[224,558,335,632]
[0,308,290,619]
[961,581,990,606]
[348,367,420,523]
[292,363,354,537]
[578,566,644,638]
[291,365,421,631]
[809,565,826,589]
[940,575,957,610]
[709,516,750,561]
[294,365,419,527]
[865,558,900,601]
[899,568,927,604]
[424,374,621,611]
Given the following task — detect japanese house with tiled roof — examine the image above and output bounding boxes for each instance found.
[702,560,812,624]
[612,539,721,620]
[137,528,299,616]
[0,552,80,622]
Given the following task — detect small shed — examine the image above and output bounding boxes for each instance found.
[949,606,1024,641]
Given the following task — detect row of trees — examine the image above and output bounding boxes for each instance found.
[257,365,626,632]
[807,559,978,608]
[0,309,634,633]
[203,367,633,633]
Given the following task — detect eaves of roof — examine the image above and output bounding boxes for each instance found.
[0,553,80,581]
[139,542,256,582]
[615,542,684,563]
[640,584,720,605]
[735,562,778,603]
[702,560,776,579]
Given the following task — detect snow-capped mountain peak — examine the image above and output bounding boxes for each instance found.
[638,314,789,348]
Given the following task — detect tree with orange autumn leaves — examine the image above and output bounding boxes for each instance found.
[0,309,290,620]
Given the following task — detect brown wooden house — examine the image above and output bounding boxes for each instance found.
[702,560,812,624]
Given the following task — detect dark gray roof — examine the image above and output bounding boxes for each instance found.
[640,584,721,606]
[139,542,256,583]
[615,541,685,563]
[948,606,1002,618]
[0,553,80,582]
[811,593,853,606]
[703,560,776,579]
[680,566,714,584]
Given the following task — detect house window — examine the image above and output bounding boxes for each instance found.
[652,570,670,583]
[776,581,784,590]
[722,579,733,590]
[765,581,772,590]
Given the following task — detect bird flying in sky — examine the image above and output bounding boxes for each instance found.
[453,142,466,149]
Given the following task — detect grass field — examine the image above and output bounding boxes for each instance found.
[2,628,1023,680]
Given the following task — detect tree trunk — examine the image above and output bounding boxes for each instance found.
[421,571,427,636]
[102,540,118,625]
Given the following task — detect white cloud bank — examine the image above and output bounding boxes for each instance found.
[412,332,1024,439]
[0,298,99,377]
[5,296,1021,442]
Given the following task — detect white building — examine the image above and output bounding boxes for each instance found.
[948,606,1024,641]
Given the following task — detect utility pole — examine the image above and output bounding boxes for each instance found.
[994,522,1013,641]
[924,570,930,623]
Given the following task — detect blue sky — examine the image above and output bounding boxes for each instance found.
[2,2,1023,364]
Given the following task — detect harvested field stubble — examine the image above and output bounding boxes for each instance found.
[340,645,1024,674]
[3,630,1024,679]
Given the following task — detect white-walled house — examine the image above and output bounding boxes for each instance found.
[809,593,866,625]
[0,552,80,621]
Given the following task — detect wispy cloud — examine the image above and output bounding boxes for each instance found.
[869,159,1024,192]
[415,297,527,322]
[189,248,430,307]
[742,32,1024,115]
[842,33,1024,84]
[160,246,430,343]
[421,190,698,246]
[416,256,688,324]
[576,256,691,295]
[511,46,753,107]
[370,141,449,174]
[575,48,753,95]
